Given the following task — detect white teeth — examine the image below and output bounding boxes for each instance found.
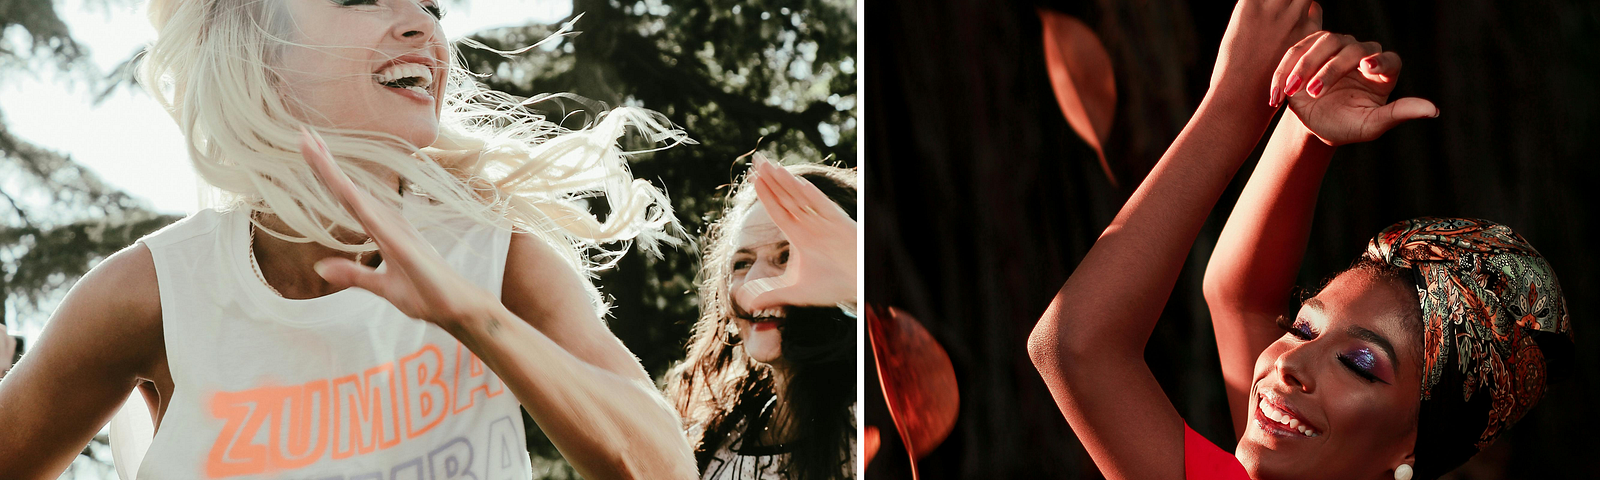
[1259,392,1318,437]
[373,62,433,88]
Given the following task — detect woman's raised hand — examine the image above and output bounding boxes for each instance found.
[733,155,858,312]
[1211,0,1322,93]
[1271,32,1440,146]
[299,127,498,329]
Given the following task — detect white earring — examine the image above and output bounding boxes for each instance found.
[1394,464,1413,480]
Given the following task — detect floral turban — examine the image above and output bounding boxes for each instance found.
[1364,217,1572,479]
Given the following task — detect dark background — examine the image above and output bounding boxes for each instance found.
[865,0,1599,478]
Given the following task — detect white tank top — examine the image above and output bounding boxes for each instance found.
[132,199,530,479]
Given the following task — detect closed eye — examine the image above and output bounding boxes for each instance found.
[1276,315,1316,340]
[1339,353,1387,384]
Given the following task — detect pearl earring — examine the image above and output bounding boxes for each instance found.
[1394,464,1413,480]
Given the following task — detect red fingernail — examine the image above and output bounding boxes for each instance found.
[1307,79,1323,96]
[1362,57,1377,70]
[1269,85,1281,107]
[1285,74,1302,95]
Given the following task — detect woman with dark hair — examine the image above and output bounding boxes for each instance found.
[667,156,858,479]
[1027,1,1571,479]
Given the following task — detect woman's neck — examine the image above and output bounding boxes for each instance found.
[251,212,381,299]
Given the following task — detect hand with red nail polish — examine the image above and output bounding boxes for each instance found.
[1273,31,1439,146]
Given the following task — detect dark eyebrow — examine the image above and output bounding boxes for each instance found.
[1306,298,1398,362]
[1303,297,1325,311]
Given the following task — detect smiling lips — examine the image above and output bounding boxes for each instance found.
[749,308,786,331]
[1257,390,1321,438]
[372,54,440,101]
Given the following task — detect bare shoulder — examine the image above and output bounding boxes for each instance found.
[501,231,647,379]
[0,243,164,474]
[47,242,165,371]
[80,243,163,329]
[502,232,593,319]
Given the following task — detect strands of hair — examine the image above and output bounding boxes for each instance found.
[139,0,691,314]
[667,164,858,480]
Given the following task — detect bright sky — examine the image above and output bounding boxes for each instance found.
[0,0,575,216]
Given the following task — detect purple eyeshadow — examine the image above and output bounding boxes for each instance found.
[1346,348,1376,372]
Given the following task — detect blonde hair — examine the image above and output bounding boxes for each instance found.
[139,0,690,312]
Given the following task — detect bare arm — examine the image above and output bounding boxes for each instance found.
[1025,2,1318,479]
[0,245,164,476]
[1202,111,1332,438]
[1202,31,1438,438]
[475,232,695,478]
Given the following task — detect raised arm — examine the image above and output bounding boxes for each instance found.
[1025,2,1318,479]
[1202,31,1438,437]
[301,129,695,479]
[0,245,165,476]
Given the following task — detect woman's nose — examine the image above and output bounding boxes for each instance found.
[743,256,786,284]
[1273,342,1318,393]
[391,1,440,43]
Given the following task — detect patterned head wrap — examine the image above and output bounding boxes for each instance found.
[1364,217,1572,479]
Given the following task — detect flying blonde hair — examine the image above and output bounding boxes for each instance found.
[139,0,690,312]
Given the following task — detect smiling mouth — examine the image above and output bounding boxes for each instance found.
[1257,390,1321,438]
[372,62,435,99]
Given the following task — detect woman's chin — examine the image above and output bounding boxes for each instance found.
[741,324,784,363]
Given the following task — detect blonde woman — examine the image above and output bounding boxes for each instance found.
[0,0,698,478]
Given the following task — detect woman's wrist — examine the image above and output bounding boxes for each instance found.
[441,297,513,342]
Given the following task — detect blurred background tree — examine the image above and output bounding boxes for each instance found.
[2,0,855,477]
[2,0,183,477]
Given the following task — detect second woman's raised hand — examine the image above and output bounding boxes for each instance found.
[1272,32,1440,146]
[733,155,858,312]
[299,127,499,329]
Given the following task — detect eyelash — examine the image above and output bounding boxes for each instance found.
[1276,316,1315,340]
[339,0,446,20]
[1339,355,1384,383]
[1276,316,1387,384]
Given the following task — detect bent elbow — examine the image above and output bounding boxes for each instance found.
[1201,266,1244,313]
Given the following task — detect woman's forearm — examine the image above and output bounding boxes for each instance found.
[448,305,696,480]
[1202,110,1335,435]
[1031,84,1279,362]
[1205,110,1333,315]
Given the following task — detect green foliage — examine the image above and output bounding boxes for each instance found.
[458,0,856,474]
[458,0,855,382]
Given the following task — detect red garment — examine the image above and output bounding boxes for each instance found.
[1184,423,1249,480]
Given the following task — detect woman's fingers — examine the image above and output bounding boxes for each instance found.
[1307,41,1383,97]
[1365,97,1440,138]
[1286,32,1354,98]
[752,174,806,236]
[1359,51,1403,83]
[735,276,795,312]
[1304,1,1322,32]
[314,257,387,296]
[1271,31,1329,107]
[298,127,423,264]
